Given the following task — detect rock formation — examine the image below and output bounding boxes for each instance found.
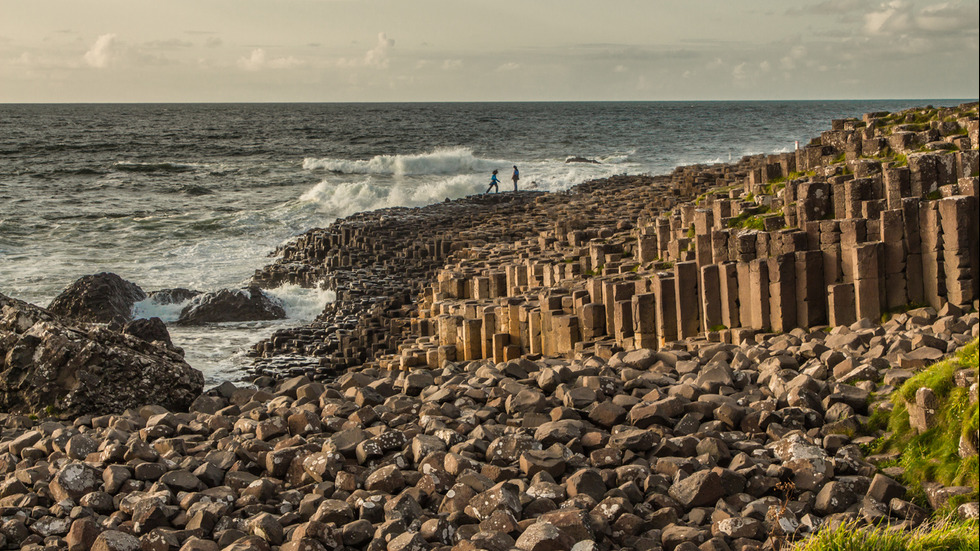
[177,286,286,325]
[47,272,146,325]
[0,103,977,551]
[1,293,203,417]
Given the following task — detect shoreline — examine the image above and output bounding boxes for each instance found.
[1,102,978,551]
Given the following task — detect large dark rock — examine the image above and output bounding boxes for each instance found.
[47,272,147,325]
[177,286,285,325]
[1,292,204,417]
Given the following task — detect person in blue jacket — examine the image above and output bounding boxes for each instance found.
[486,169,500,194]
[512,165,520,191]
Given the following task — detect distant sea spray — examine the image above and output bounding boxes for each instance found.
[298,147,634,218]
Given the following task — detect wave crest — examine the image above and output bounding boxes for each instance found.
[299,175,484,218]
[303,147,499,176]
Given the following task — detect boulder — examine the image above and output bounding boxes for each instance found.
[668,469,725,509]
[47,272,146,325]
[0,293,204,417]
[122,317,174,348]
[177,286,285,324]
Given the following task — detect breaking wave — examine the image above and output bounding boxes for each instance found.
[299,175,483,219]
[302,147,501,176]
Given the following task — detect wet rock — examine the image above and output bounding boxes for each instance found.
[177,286,285,325]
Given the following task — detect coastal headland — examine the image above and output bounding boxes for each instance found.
[1,102,978,551]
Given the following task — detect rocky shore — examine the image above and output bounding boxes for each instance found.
[1,103,978,551]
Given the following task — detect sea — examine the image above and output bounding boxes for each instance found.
[0,100,967,385]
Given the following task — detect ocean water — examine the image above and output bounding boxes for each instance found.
[0,100,963,384]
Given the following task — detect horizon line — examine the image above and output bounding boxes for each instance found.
[1,97,977,106]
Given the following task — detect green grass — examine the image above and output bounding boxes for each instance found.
[727,211,767,230]
[763,180,787,196]
[793,518,979,551]
[873,339,979,510]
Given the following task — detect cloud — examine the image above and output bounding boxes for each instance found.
[84,33,117,68]
[780,45,807,70]
[864,0,978,35]
[442,59,462,70]
[364,32,394,68]
[496,62,520,72]
[732,62,748,80]
[338,32,395,68]
[238,48,303,71]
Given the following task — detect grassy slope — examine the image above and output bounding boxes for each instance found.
[876,339,979,508]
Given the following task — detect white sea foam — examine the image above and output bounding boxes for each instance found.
[298,156,637,219]
[302,147,501,176]
[132,283,334,324]
[132,296,192,323]
[264,284,336,321]
[299,175,485,218]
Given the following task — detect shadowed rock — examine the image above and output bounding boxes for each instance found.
[47,272,146,325]
[1,292,204,417]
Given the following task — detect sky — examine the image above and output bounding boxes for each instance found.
[0,0,977,103]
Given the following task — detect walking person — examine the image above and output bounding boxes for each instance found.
[486,169,500,194]
[512,165,520,191]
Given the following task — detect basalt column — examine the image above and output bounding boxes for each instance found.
[938,195,980,309]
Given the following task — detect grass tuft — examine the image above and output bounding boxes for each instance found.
[793,518,979,551]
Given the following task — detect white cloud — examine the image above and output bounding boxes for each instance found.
[732,62,747,80]
[338,32,395,68]
[364,32,394,68]
[780,45,807,70]
[84,33,117,68]
[238,48,303,71]
[442,59,462,70]
[496,62,520,72]
[864,0,977,35]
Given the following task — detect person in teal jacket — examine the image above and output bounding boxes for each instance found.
[486,170,500,194]
[512,165,520,191]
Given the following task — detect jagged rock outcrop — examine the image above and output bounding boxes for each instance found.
[177,285,285,325]
[46,272,146,325]
[0,293,203,417]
